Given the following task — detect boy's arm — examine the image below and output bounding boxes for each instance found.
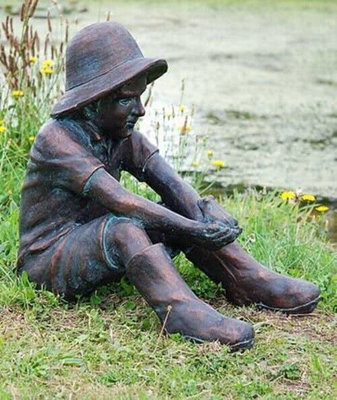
[83,167,238,249]
[144,152,240,230]
[144,152,202,220]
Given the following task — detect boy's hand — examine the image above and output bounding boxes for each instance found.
[197,196,242,243]
[198,196,239,226]
[188,220,240,250]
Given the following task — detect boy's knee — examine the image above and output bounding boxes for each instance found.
[103,216,152,265]
[105,217,148,243]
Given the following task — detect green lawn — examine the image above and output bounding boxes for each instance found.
[1,189,336,399]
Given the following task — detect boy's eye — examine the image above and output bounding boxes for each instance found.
[118,97,134,106]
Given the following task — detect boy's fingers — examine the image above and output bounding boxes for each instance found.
[207,237,235,249]
[208,230,234,242]
[231,226,242,236]
[230,218,239,227]
[212,226,241,241]
[197,196,215,216]
[206,225,229,237]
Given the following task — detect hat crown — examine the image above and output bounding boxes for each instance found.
[66,22,143,91]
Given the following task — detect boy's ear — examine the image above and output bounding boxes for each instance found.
[83,100,100,120]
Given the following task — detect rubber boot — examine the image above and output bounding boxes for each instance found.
[125,243,254,351]
[185,242,320,314]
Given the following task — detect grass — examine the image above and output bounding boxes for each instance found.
[0,0,337,399]
[1,190,336,399]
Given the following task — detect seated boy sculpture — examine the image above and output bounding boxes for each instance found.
[17,22,320,351]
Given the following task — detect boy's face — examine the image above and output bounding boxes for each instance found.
[96,75,147,139]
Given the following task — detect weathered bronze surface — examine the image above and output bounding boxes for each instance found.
[17,21,320,351]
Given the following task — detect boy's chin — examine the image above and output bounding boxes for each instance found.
[124,126,134,137]
[109,127,133,139]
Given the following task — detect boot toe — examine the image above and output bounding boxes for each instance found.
[257,278,321,314]
[166,301,255,351]
[224,319,255,352]
[285,280,320,314]
[182,319,255,352]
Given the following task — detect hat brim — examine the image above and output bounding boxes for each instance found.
[51,57,167,117]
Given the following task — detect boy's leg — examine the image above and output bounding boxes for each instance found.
[184,241,320,314]
[105,218,255,350]
[155,202,320,314]
[100,218,254,350]
[119,239,254,351]
[20,215,254,349]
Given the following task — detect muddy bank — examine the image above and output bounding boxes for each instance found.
[1,0,336,199]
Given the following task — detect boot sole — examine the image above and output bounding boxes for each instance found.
[256,296,321,314]
[229,337,255,352]
[183,334,255,352]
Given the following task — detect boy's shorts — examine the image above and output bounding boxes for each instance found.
[19,214,180,300]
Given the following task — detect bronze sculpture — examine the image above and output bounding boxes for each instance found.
[17,22,320,351]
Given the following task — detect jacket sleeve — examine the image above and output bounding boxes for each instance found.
[28,120,104,194]
[122,130,159,181]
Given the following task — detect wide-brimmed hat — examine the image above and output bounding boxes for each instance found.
[51,21,168,117]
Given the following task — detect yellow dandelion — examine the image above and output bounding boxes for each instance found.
[40,66,54,75]
[42,67,54,75]
[179,124,192,134]
[179,105,187,113]
[12,90,24,98]
[0,126,6,133]
[29,56,38,63]
[280,191,296,201]
[207,150,214,157]
[28,135,35,142]
[42,59,54,68]
[211,160,226,168]
[301,194,316,202]
[315,205,329,212]
[191,161,199,167]
[7,189,12,195]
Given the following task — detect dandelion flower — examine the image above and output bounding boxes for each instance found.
[42,59,54,68]
[179,124,192,134]
[29,56,38,63]
[191,161,199,167]
[207,150,214,157]
[40,60,55,75]
[301,194,316,202]
[0,126,6,133]
[12,90,24,98]
[280,191,296,201]
[211,160,226,168]
[179,105,187,113]
[40,66,54,75]
[315,205,329,212]
[28,135,35,142]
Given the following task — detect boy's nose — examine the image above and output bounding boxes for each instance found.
[133,98,145,117]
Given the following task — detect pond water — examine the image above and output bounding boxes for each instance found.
[3,0,335,196]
